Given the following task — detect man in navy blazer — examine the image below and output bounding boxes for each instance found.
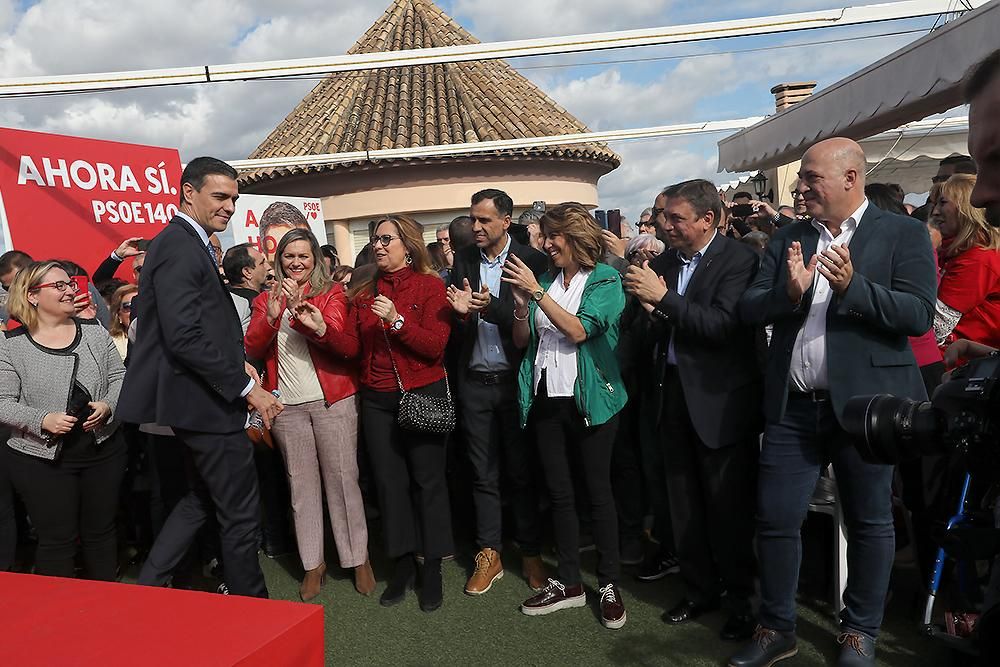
[730,138,936,667]
[119,157,283,598]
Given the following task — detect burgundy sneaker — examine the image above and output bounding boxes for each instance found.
[599,583,627,629]
[520,578,586,616]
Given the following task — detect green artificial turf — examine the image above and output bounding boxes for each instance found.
[257,546,951,666]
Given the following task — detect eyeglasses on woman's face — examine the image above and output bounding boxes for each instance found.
[370,234,401,248]
[30,280,80,294]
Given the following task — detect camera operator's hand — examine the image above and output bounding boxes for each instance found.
[752,200,778,219]
[943,339,997,370]
[601,230,627,258]
[114,237,145,259]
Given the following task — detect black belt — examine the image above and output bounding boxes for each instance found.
[788,389,831,402]
[467,370,515,386]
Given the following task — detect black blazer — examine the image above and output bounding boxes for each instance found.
[448,237,548,382]
[117,216,251,434]
[647,233,764,448]
[739,204,936,425]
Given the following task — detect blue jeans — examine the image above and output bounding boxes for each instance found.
[757,394,894,638]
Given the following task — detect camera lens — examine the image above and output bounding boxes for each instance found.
[842,394,942,464]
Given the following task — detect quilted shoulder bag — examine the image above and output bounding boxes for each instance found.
[382,327,456,434]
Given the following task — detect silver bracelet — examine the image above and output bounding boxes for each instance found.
[513,308,529,321]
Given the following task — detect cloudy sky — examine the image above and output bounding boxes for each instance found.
[0,0,957,222]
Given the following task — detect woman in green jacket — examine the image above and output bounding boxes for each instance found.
[502,202,628,630]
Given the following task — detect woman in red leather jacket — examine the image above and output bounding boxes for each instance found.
[345,214,453,612]
[245,228,373,602]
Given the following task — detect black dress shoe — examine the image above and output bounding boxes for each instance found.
[720,612,757,641]
[728,626,797,667]
[662,597,720,624]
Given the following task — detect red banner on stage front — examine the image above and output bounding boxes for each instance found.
[0,127,182,277]
[0,572,324,666]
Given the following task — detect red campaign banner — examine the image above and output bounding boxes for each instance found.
[0,127,182,280]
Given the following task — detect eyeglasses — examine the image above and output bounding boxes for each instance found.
[370,234,400,247]
[650,207,664,218]
[121,301,133,311]
[30,280,80,293]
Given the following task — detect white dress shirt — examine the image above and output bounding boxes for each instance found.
[788,199,869,392]
[533,268,591,398]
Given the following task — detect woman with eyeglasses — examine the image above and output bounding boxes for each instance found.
[109,284,138,361]
[502,202,628,629]
[344,215,453,612]
[244,228,373,601]
[0,261,126,580]
[933,174,1000,349]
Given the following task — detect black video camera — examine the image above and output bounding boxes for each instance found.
[842,353,1000,473]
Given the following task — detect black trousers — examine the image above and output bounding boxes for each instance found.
[139,428,267,598]
[458,375,541,555]
[531,391,620,587]
[611,397,645,548]
[638,387,676,554]
[0,426,16,571]
[7,431,127,581]
[361,383,453,560]
[253,439,291,549]
[662,368,757,611]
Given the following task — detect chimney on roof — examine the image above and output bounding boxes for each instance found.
[770,82,817,111]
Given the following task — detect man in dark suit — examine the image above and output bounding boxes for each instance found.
[624,179,762,642]
[730,138,936,667]
[118,157,283,598]
[445,189,549,595]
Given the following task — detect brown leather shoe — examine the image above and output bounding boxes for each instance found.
[522,555,548,592]
[354,559,376,596]
[521,579,586,616]
[299,562,326,602]
[465,548,503,595]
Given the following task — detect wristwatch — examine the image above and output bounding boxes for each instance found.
[390,315,405,331]
[531,288,545,302]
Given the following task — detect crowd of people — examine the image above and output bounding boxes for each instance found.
[1,49,999,667]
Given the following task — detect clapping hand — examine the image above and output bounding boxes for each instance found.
[446,278,489,315]
[294,301,327,337]
[501,255,540,299]
[623,261,667,305]
[816,244,854,295]
[372,295,399,323]
[281,278,302,311]
[786,241,817,304]
[265,280,283,325]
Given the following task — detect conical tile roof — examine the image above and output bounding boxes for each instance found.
[240,0,619,185]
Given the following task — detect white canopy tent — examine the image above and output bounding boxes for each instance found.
[717,0,998,174]
[863,115,969,192]
[721,115,968,197]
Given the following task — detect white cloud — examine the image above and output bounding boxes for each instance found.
[452,0,673,40]
[540,53,737,131]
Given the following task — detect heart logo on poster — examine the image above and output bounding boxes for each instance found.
[309,212,318,219]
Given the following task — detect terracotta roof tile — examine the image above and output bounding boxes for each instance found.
[240,0,619,185]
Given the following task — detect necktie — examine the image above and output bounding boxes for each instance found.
[204,242,217,266]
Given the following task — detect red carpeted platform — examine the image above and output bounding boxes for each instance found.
[0,572,324,666]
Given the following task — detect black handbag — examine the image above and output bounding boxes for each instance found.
[382,327,456,434]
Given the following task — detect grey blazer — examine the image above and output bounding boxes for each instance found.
[738,204,937,424]
[0,319,124,459]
